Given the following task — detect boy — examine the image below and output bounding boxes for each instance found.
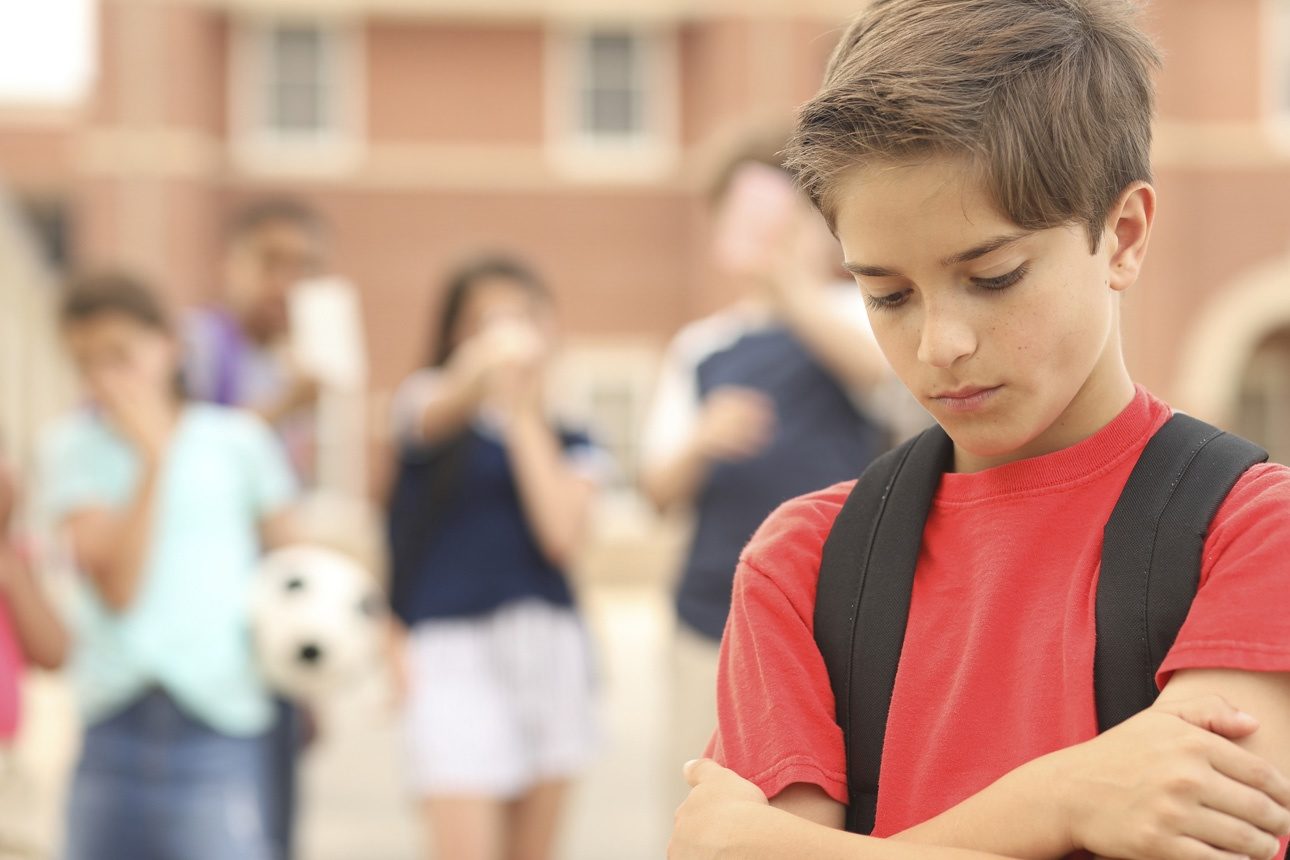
[185,198,327,482]
[642,140,914,803]
[184,198,327,860]
[668,1,1290,858]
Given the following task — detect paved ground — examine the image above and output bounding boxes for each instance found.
[12,582,676,860]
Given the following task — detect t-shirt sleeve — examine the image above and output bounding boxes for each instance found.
[1158,462,1290,686]
[706,484,851,804]
[38,418,122,523]
[640,337,702,470]
[238,414,298,516]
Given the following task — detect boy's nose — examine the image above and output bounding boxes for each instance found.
[917,311,976,368]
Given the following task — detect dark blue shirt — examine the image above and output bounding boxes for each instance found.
[387,424,595,625]
[677,326,884,640]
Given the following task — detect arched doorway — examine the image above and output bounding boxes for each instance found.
[1233,326,1290,464]
[1173,254,1290,439]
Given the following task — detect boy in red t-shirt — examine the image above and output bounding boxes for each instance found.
[668,2,1290,859]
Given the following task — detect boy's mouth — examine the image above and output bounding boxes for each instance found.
[930,385,1003,413]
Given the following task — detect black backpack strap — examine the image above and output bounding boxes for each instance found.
[814,425,955,833]
[1096,414,1267,730]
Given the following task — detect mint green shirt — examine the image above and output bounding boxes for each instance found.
[41,404,296,736]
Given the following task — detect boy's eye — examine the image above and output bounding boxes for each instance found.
[865,289,911,312]
[971,263,1030,291]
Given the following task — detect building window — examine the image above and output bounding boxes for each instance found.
[1265,0,1290,139]
[265,24,332,136]
[232,18,363,173]
[1234,327,1290,464]
[580,31,647,141]
[547,25,677,179]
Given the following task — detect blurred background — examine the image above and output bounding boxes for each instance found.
[0,0,1288,858]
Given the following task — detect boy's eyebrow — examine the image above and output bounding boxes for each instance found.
[842,262,900,278]
[843,230,1034,279]
[941,231,1033,266]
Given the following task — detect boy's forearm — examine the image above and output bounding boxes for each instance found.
[639,440,711,512]
[92,456,163,612]
[739,804,1025,860]
[891,753,1074,860]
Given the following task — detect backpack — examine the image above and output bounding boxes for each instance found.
[813,413,1268,834]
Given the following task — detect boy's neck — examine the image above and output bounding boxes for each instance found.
[954,370,1137,474]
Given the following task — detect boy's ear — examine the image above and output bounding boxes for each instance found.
[1105,182,1156,293]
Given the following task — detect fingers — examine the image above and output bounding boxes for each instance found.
[1158,694,1260,739]
[1205,737,1290,816]
[684,758,717,788]
[1180,806,1286,860]
[703,389,777,460]
[1164,835,1272,860]
[1199,775,1290,849]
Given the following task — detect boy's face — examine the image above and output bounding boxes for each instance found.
[833,155,1144,469]
[225,219,324,343]
[63,313,178,405]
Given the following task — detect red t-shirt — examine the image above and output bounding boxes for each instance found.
[709,386,1290,842]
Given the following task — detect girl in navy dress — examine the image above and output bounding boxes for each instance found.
[387,255,605,860]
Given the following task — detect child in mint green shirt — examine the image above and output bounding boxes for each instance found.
[42,271,297,860]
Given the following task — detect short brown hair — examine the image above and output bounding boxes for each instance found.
[787,0,1161,249]
[225,196,325,245]
[60,270,174,335]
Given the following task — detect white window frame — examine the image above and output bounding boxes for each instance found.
[230,14,365,176]
[1261,0,1290,147]
[545,22,679,182]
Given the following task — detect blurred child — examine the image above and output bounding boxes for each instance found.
[640,139,909,800]
[41,271,298,860]
[183,197,328,860]
[185,198,326,480]
[0,457,68,734]
[386,255,607,860]
[0,455,67,857]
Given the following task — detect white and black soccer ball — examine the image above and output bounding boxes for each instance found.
[250,544,386,701]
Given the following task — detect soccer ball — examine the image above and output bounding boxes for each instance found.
[250,544,386,701]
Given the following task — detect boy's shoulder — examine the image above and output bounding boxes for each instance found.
[1210,459,1290,545]
[185,402,278,448]
[667,305,768,368]
[42,408,111,457]
[738,480,856,590]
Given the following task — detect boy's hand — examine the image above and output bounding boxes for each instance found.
[94,369,174,461]
[669,759,769,860]
[694,388,776,463]
[1057,694,1290,860]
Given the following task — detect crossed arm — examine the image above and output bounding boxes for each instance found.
[671,673,1290,860]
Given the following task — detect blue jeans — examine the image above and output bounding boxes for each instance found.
[261,697,300,860]
[64,689,273,860]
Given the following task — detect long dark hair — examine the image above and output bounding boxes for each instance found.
[425,253,552,369]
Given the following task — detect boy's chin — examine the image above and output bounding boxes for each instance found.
[944,424,1041,468]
